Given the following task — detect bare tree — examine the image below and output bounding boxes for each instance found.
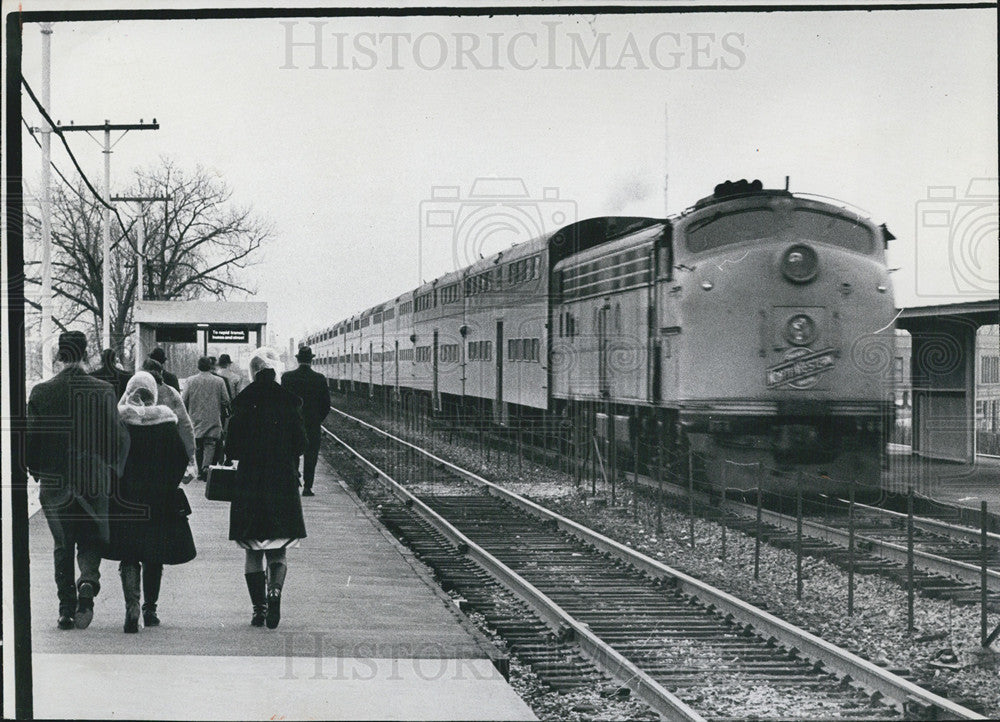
[24,159,271,361]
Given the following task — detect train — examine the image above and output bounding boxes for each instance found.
[305,179,897,497]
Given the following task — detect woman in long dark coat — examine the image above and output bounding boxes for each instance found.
[107,372,196,633]
[226,347,307,629]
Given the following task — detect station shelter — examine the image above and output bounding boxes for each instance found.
[133,300,267,379]
[897,299,1000,463]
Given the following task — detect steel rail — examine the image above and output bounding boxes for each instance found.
[321,423,706,722]
[724,502,1000,593]
[836,498,1000,547]
[327,408,985,720]
[576,461,998,592]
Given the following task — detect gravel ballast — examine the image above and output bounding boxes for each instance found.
[329,401,1000,718]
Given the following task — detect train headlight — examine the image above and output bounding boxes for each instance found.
[781,244,818,283]
[784,314,816,346]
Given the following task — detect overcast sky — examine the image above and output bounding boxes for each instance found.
[16,6,998,345]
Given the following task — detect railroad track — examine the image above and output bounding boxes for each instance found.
[627,474,1000,607]
[331,396,1000,608]
[321,408,984,721]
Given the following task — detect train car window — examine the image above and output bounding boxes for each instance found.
[793,209,873,253]
[530,338,540,362]
[560,247,653,301]
[685,208,778,252]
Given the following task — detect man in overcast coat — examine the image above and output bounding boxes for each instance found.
[281,346,331,496]
[27,331,130,630]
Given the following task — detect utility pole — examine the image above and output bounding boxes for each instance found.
[38,23,54,378]
[60,118,159,350]
[663,102,669,216]
[112,195,169,368]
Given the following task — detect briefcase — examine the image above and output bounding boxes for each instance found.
[205,462,239,502]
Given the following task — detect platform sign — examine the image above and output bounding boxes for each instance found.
[209,327,249,344]
[155,326,197,343]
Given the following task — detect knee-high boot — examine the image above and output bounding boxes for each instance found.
[244,571,267,627]
[142,563,163,626]
[120,562,141,633]
[265,562,287,630]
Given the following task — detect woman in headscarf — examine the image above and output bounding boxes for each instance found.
[225,347,307,629]
[142,358,197,479]
[106,372,196,633]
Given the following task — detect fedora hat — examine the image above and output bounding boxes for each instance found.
[295,346,315,362]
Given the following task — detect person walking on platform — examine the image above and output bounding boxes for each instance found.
[182,356,231,479]
[106,372,196,632]
[281,346,331,497]
[216,353,245,399]
[143,358,198,480]
[89,347,133,398]
[148,347,180,393]
[26,331,130,630]
[225,347,307,629]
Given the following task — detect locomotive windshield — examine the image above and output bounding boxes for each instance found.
[685,209,778,252]
[685,207,874,253]
[792,209,873,253]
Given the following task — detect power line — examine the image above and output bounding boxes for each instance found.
[22,117,89,206]
[22,117,139,252]
[20,75,132,239]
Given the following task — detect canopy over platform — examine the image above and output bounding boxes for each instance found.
[133,301,267,372]
[896,299,999,463]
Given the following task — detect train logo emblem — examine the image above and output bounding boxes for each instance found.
[766,347,836,389]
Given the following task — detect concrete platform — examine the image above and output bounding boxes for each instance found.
[885,446,1000,507]
[28,456,535,720]
[885,446,1000,530]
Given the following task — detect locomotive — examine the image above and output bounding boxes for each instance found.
[306,180,897,496]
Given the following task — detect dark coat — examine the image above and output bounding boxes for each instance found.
[105,406,196,565]
[162,369,180,393]
[281,365,331,429]
[26,365,130,543]
[90,364,133,399]
[226,369,308,541]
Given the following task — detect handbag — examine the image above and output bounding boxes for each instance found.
[205,462,239,502]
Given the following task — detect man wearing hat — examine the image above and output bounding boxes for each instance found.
[281,346,330,496]
[27,331,130,629]
[148,347,180,393]
[215,353,245,399]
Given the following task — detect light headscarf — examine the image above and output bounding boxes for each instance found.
[118,371,178,426]
[247,346,284,379]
